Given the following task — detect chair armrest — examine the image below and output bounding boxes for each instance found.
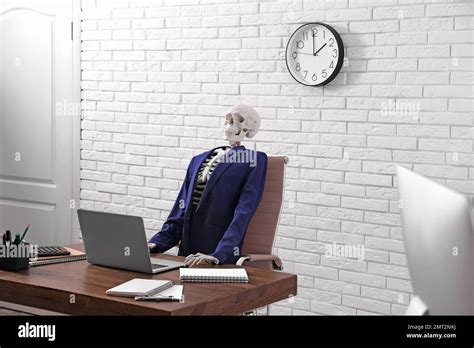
[236,254,283,270]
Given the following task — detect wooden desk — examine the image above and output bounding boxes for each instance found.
[0,244,297,315]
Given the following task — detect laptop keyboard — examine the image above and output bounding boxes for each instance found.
[151,263,167,269]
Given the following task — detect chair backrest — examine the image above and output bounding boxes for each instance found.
[242,156,287,255]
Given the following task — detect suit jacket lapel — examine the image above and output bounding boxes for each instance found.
[186,148,215,210]
[196,161,231,213]
[195,145,245,213]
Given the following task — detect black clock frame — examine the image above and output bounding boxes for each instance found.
[285,22,344,87]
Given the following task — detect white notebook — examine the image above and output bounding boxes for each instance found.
[106,279,174,297]
[179,268,249,283]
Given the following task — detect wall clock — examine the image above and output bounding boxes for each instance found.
[285,22,344,86]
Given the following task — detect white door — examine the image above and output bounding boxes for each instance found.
[0,0,80,245]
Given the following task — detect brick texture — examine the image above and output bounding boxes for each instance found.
[80,0,474,315]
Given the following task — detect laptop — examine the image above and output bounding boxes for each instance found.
[397,166,473,315]
[77,209,185,274]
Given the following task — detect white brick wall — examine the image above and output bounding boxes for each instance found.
[79,0,474,315]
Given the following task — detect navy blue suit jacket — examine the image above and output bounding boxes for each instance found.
[149,145,267,264]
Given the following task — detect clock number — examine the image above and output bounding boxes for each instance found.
[312,28,317,37]
[323,31,326,39]
[295,63,301,72]
[297,40,304,49]
[312,73,317,81]
[292,52,297,59]
[322,69,327,78]
[302,31,309,41]
[303,70,308,78]
[332,49,338,58]
[329,61,334,69]
[329,38,334,47]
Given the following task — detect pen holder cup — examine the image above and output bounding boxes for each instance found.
[0,246,30,271]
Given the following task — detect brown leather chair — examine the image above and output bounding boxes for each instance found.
[236,156,288,270]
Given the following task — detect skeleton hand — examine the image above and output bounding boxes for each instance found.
[185,253,219,267]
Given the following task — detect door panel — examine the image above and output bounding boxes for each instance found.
[1,8,54,181]
[0,0,77,245]
[0,199,55,244]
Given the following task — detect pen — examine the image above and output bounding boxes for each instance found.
[5,230,11,246]
[13,233,21,246]
[134,295,175,301]
[19,224,30,243]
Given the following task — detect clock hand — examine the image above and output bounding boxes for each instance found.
[314,43,327,56]
[297,52,316,56]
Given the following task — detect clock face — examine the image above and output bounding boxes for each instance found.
[286,23,344,86]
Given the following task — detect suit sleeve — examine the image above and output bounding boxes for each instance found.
[148,157,194,252]
[211,152,268,264]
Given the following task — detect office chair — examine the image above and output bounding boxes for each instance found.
[236,156,288,271]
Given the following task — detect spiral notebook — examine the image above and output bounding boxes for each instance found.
[29,248,86,267]
[179,268,249,283]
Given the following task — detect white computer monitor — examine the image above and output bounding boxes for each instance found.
[397,166,473,315]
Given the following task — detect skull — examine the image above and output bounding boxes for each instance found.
[223,104,261,144]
